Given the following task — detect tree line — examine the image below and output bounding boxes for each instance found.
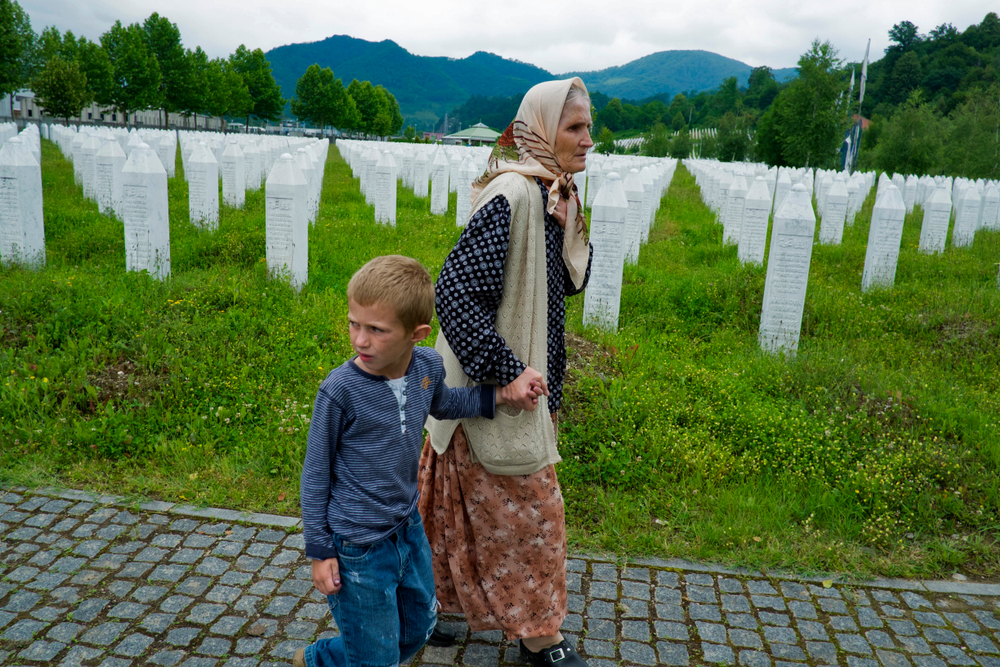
[0,0,406,138]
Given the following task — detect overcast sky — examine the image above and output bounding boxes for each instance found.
[21,0,998,74]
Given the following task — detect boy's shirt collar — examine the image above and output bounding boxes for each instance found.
[347,351,417,382]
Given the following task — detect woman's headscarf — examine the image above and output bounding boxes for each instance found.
[471,77,591,288]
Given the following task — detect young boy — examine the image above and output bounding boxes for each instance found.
[295,256,509,667]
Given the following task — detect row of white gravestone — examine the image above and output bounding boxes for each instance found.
[583,159,679,331]
[0,127,45,268]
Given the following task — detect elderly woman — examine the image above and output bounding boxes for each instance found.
[418,78,594,667]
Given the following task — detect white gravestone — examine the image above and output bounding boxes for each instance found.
[374,150,397,226]
[819,174,849,245]
[121,143,170,279]
[583,172,628,331]
[456,156,478,228]
[758,183,815,356]
[980,182,1000,231]
[639,166,654,242]
[918,185,952,254]
[623,169,644,264]
[243,141,261,191]
[723,174,748,245]
[449,151,463,193]
[221,141,246,209]
[188,142,219,230]
[430,150,450,215]
[587,161,603,208]
[295,148,317,224]
[80,135,102,202]
[861,183,906,292]
[95,139,126,218]
[0,137,45,268]
[773,168,791,215]
[157,137,176,178]
[738,176,771,267]
[413,151,430,198]
[265,154,308,290]
[951,187,980,248]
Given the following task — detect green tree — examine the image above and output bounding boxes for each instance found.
[100,21,162,125]
[38,26,77,63]
[142,13,192,127]
[700,133,718,159]
[403,125,416,141]
[348,79,382,136]
[944,85,1000,179]
[379,86,404,136]
[595,127,616,155]
[204,57,251,127]
[716,112,753,162]
[887,51,922,104]
[868,91,946,175]
[76,37,113,108]
[669,128,692,158]
[31,54,91,123]
[887,21,923,53]
[183,46,209,129]
[230,45,284,126]
[754,40,848,168]
[644,122,670,157]
[596,98,624,132]
[291,63,356,131]
[744,66,780,110]
[0,0,38,97]
[671,111,686,131]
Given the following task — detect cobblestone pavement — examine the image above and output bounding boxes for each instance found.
[1,487,998,667]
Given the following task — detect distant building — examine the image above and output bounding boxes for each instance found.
[422,131,445,143]
[443,122,501,146]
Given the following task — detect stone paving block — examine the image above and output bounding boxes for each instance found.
[878,649,914,667]
[141,613,176,633]
[198,637,232,656]
[590,580,617,600]
[622,598,648,618]
[259,565,290,580]
[566,558,587,572]
[703,642,736,664]
[779,581,811,600]
[583,639,616,658]
[944,613,980,632]
[656,620,689,641]
[587,600,614,619]
[622,580,650,600]
[760,612,791,626]
[938,646,978,666]
[2,617,47,642]
[423,645,459,664]
[809,584,842,599]
[656,586,682,604]
[108,601,148,619]
[872,590,899,603]
[150,649,185,666]
[31,605,65,621]
[18,638,66,661]
[284,620,318,639]
[771,643,807,660]
[859,607,885,627]
[901,592,933,610]
[890,620,920,635]
[754,595,787,611]
[924,627,960,644]
[657,571,680,588]
[621,641,657,665]
[975,656,1000,667]
[866,629,896,649]
[115,632,154,657]
[220,570,253,586]
[623,567,650,581]
[28,570,70,590]
[962,632,999,654]
[689,585,717,603]
[729,613,760,629]
[898,635,933,654]
[187,603,226,624]
[206,585,241,604]
[588,619,616,640]
[731,628,764,649]
[740,649,773,667]
[166,626,202,646]
[913,656,948,667]
[247,579,276,597]
[806,641,839,664]
[234,595,262,614]
[235,637,267,654]
[81,621,129,646]
[4,590,41,612]
[832,615,860,631]
[764,625,798,644]
[149,564,188,582]
[974,612,1000,631]
[591,562,618,581]
[177,577,212,597]
[847,657,880,667]
[109,541,144,554]
[463,642,501,666]
[177,657,217,667]
[562,613,583,632]
[108,580,135,597]
[657,641,690,666]
[656,602,685,621]
[686,573,715,586]
[799,620,829,641]
[724,594,752,613]
[0,610,17,630]
[697,621,727,643]
[820,598,849,614]
[838,633,874,655]
[690,603,722,622]
[566,571,582,593]
[787,599,817,618]
[73,597,109,622]
[63,645,104,665]
[264,596,297,616]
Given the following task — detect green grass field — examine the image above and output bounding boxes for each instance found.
[2,140,998,579]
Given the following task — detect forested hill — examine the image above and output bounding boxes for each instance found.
[563,50,797,101]
[264,35,797,130]
[265,35,551,128]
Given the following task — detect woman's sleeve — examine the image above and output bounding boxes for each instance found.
[564,242,594,297]
[436,195,527,387]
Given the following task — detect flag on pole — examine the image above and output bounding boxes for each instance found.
[859,39,870,107]
[848,68,856,103]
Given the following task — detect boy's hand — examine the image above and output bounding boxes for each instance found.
[312,558,341,595]
[500,367,550,412]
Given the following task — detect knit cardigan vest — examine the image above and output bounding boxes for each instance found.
[426,172,561,476]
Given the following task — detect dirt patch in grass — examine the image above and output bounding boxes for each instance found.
[935,315,994,351]
[82,358,170,412]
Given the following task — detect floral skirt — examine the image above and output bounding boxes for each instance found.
[417,424,568,640]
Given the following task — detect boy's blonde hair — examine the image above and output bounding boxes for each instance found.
[347,255,434,331]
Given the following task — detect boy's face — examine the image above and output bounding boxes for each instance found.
[347,299,431,380]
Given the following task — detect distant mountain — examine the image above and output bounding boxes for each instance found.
[563,50,798,101]
[264,36,796,130]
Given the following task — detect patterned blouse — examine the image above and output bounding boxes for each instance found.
[436,177,593,413]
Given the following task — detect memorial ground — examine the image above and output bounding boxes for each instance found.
[1,140,998,587]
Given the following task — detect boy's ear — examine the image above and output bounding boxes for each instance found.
[410,324,432,343]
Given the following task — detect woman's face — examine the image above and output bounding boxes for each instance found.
[554,97,594,174]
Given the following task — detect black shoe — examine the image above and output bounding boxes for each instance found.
[426,624,456,647]
[519,639,589,666]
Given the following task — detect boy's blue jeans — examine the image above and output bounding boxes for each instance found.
[304,508,437,667]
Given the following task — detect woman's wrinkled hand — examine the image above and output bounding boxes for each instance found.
[552,197,569,230]
[500,367,550,412]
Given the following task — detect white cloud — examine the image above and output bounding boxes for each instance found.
[21,0,997,74]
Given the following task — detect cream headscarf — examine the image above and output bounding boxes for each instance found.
[471,77,591,289]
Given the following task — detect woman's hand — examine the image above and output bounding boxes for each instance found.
[552,197,569,230]
[500,367,550,412]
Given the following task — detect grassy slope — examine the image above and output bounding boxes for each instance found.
[2,141,998,578]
